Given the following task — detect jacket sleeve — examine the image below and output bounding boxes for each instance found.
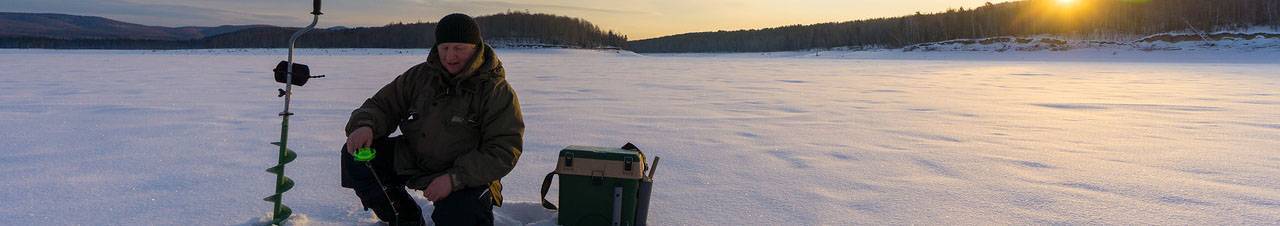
[446,80,524,190]
[345,66,420,138]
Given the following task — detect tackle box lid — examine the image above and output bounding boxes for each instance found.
[560,145,643,161]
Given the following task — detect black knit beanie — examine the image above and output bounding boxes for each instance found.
[434,13,482,47]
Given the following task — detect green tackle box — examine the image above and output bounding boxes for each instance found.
[541,145,649,226]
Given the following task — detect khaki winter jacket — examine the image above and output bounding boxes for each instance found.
[345,43,523,206]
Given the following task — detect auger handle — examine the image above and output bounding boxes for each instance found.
[312,0,323,15]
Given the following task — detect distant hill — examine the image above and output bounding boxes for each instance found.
[0,11,627,49]
[0,12,268,40]
[628,0,1280,53]
[202,12,627,49]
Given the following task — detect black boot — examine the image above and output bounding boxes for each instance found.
[430,186,495,226]
[352,184,423,225]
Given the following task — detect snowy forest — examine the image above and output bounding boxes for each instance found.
[202,11,628,49]
[628,0,1280,52]
[0,11,628,49]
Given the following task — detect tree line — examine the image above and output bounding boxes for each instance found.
[1,11,628,49]
[627,0,1280,53]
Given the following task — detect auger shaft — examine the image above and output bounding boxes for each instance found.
[267,1,322,225]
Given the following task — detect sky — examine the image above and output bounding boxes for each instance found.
[2,0,1017,40]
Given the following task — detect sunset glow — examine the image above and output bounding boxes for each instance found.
[0,0,1024,40]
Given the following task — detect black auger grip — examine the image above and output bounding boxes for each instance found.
[312,0,323,15]
[273,61,311,86]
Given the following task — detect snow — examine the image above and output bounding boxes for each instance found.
[1,48,1278,225]
[900,29,1280,53]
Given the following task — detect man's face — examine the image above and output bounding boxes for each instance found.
[438,42,478,74]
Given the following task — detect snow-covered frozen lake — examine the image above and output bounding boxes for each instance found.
[1,49,1278,225]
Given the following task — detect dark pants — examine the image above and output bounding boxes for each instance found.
[340,137,495,226]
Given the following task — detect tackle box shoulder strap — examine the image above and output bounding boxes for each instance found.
[540,171,558,210]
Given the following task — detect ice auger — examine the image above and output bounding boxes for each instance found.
[266,0,324,224]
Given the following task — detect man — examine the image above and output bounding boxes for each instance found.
[340,13,524,226]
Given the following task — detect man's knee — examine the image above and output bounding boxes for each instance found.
[340,137,401,188]
[340,143,378,189]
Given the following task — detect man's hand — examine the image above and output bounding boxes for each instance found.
[422,174,453,202]
[345,127,373,154]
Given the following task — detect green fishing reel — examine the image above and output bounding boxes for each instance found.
[354,147,377,162]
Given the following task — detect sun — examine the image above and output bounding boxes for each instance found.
[1056,0,1078,5]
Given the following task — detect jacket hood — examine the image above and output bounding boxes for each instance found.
[426,43,504,87]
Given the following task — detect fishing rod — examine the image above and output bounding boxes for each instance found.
[351,147,403,225]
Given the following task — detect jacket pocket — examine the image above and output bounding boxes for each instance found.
[440,109,482,157]
[399,94,432,135]
[399,112,425,136]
